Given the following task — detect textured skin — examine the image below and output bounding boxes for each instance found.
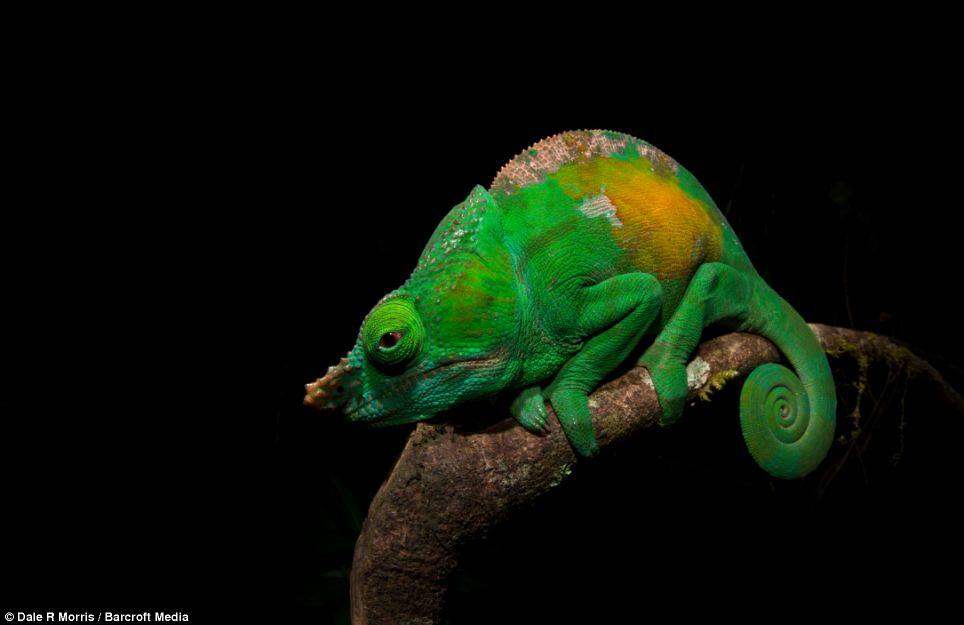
[305,130,836,479]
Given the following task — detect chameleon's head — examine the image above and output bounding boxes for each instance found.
[304,186,518,425]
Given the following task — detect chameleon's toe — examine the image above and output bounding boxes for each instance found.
[511,386,550,433]
[548,388,600,457]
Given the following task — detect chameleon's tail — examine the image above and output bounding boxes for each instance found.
[738,283,836,479]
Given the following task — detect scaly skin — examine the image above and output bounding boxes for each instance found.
[305,130,836,479]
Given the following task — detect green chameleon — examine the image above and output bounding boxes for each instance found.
[305,130,835,479]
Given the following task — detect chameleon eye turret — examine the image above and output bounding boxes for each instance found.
[361,297,424,370]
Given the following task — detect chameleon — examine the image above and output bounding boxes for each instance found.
[304,130,836,479]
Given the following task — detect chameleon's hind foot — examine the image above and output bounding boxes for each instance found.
[510,386,550,433]
[639,356,689,426]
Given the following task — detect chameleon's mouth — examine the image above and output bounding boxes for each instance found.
[343,354,503,424]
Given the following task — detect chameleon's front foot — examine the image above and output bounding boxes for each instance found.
[547,387,600,457]
[511,385,599,456]
[510,386,550,433]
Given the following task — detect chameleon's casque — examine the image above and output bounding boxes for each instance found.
[305,130,836,479]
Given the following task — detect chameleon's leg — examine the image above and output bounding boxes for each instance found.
[638,262,754,424]
[540,272,664,457]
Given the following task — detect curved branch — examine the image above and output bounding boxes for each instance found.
[349,325,962,625]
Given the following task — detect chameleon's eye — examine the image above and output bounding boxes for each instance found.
[379,331,402,350]
[362,298,424,370]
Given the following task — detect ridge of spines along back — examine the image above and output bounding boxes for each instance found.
[489,129,677,196]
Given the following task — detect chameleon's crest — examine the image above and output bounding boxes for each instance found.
[405,185,497,286]
[489,129,678,195]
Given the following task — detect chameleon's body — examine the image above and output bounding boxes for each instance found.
[306,130,836,479]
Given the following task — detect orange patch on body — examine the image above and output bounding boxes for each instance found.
[553,157,723,280]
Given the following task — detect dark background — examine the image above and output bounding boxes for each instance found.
[4,40,962,624]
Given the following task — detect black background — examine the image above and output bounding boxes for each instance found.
[4,34,963,624]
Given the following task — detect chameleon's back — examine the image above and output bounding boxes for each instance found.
[488,130,756,315]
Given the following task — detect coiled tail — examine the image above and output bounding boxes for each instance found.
[739,287,836,479]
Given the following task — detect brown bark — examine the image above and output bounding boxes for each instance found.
[349,325,963,625]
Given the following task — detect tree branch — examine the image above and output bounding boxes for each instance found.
[349,325,963,625]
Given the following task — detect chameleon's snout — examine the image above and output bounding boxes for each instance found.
[304,357,356,410]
